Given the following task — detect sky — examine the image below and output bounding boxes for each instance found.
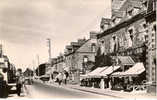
[0,0,111,71]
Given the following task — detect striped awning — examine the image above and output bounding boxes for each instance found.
[111,63,145,77]
[117,56,135,65]
[98,66,121,77]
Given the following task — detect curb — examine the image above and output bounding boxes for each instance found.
[70,87,123,98]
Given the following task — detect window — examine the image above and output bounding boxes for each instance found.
[91,43,96,52]
[152,44,155,48]
[132,8,140,15]
[115,18,121,24]
[127,9,133,18]
[143,23,147,29]
[142,1,148,11]
[128,28,134,41]
[111,18,116,27]
[153,24,156,32]
[83,56,88,63]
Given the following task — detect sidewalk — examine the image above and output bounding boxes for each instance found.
[36,80,157,99]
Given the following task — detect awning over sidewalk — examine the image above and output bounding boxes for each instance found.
[84,67,108,78]
[98,66,121,77]
[117,56,135,65]
[88,67,107,76]
[112,63,145,77]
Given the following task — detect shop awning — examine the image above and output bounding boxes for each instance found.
[98,66,121,77]
[87,67,108,78]
[117,56,135,65]
[112,63,145,77]
[122,62,145,76]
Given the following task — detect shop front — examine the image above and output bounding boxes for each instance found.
[111,63,146,92]
[80,67,107,88]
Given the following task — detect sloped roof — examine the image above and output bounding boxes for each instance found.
[76,39,96,53]
[100,18,111,24]
[130,0,142,8]
[112,10,126,18]
[112,0,127,10]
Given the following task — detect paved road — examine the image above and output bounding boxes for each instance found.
[26,81,114,98]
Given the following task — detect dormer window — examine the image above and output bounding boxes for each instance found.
[127,9,133,18]
[142,1,148,11]
[143,23,147,29]
[91,43,96,52]
[115,18,121,24]
[100,41,105,54]
[132,7,140,15]
[128,28,133,34]
[112,18,116,24]
[127,26,135,47]
[111,18,116,27]
[100,24,109,31]
[83,56,88,63]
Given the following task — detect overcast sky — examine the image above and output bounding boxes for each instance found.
[0,0,111,71]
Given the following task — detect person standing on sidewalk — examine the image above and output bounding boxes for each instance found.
[63,70,69,85]
[16,68,24,96]
[57,72,63,85]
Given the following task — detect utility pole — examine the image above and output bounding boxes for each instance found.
[47,38,52,82]
[37,54,40,77]
[47,38,51,63]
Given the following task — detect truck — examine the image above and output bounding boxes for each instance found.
[0,55,17,98]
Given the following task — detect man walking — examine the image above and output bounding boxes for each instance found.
[16,68,24,96]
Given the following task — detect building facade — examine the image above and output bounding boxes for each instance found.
[64,32,98,83]
[97,0,156,93]
[145,0,156,93]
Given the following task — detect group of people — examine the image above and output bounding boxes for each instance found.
[55,70,69,85]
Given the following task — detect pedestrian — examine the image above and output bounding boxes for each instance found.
[64,70,69,85]
[57,72,63,85]
[16,68,24,96]
[63,73,66,85]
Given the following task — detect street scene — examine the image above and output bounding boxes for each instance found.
[0,0,157,99]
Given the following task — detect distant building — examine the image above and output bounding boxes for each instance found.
[64,32,98,83]
[23,68,33,77]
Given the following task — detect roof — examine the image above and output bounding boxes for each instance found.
[112,11,126,18]
[130,0,142,8]
[71,42,80,46]
[112,62,145,77]
[100,18,111,24]
[66,45,72,49]
[117,56,135,65]
[75,39,96,53]
[112,0,127,10]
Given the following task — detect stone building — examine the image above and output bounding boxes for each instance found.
[145,0,156,93]
[64,32,98,83]
[97,0,156,93]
